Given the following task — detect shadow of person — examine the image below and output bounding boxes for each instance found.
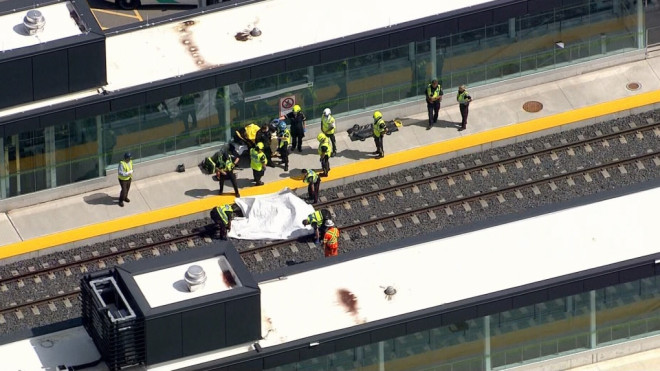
[184,189,219,198]
[83,193,117,206]
[332,149,374,161]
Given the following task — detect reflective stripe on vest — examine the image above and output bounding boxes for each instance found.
[307,210,323,225]
[215,205,231,225]
[457,91,470,104]
[322,115,336,135]
[250,148,265,171]
[318,138,332,156]
[223,157,235,172]
[373,118,386,137]
[279,129,291,148]
[324,226,339,245]
[426,84,440,99]
[304,170,319,184]
[118,160,133,181]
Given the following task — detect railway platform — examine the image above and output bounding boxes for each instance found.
[1,56,660,262]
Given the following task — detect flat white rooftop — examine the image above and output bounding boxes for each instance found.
[0,2,82,52]
[133,256,239,308]
[105,0,497,90]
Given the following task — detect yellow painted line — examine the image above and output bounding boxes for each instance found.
[92,8,143,20]
[134,10,143,22]
[1,90,660,260]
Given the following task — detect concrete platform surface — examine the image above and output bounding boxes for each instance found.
[1,57,660,259]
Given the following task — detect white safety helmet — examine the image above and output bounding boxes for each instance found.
[323,108,331,116]
[325,219,335,227]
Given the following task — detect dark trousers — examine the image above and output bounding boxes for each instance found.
[307,178,321,203]
[320,155,330,176]
[291,130,304,151]
[252,168,265,184]
[374,136,384,157]
[119,178,131,202]
[459,104,469,128]
[278,146,289,169]
[263,147,273,167]
[326,133,337,155]
[427,101,440,125]
[219,171,239,196]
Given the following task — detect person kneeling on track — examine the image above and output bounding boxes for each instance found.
[210,204,233,240]
[302,168,321,204]
[302,209,328,244]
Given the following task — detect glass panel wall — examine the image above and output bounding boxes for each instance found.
[0,0,644,199]
[265,276,660,371]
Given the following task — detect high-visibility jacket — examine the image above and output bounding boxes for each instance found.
[318,137,332,157]
[244,123,261,142]
[303,170,319,184]
[250,148,267,171]
[321,115,336,135]
[118,160,133,181]
[215,204,232,225]
[306,210,323,226]
[457,90,471,105]
[323,227,339,256]
[279,129,291,148]
[220,155,236,172]
[426,83,443,102]
[373,118,387,138]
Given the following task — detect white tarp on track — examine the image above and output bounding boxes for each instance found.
[228,189,315,240]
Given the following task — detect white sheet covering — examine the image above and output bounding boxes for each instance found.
[229,189,315,240]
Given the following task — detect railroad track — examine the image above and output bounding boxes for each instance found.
[1,119,659,329]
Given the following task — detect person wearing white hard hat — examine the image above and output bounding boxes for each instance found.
[322,219,339,257]
[321,108,337,157]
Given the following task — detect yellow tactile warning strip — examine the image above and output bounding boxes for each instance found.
[2,89,660,260]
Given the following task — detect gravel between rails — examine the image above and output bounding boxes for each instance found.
[0,110,659,336]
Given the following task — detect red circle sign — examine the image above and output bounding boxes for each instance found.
[281,97,294,109]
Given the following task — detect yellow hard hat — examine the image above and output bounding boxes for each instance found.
[256,142,264,150]
[317,133,326,142]
[373,111,382,120]
[293,104,301,113]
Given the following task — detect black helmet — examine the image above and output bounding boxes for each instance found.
[124,152,132,159]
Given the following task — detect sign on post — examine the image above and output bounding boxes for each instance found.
[279,95,296,117]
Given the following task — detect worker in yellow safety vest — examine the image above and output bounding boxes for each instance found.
[118,152,133,207]
[317,133,332,177]
[250,142,268,186]
[372,111,387,159]
[321,108,337,157]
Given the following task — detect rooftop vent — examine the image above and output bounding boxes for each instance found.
[184,265,207,292]
[24,10,46,36]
